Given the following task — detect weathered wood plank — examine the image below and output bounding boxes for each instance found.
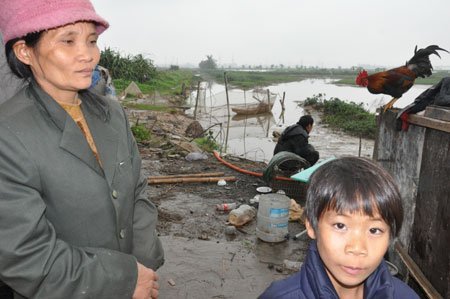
[408,114,450,133]
[410,129,450,298]
[424,105,450,122]
[395,242,443,299]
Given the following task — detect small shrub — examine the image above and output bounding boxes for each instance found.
[131,124,151,143]
[194,130,220,152]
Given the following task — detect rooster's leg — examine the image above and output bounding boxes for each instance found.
[383,98,398,112]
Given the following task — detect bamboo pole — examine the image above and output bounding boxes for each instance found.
[193,81,201,120]
[148,176,236,184]
[148,172,224,180]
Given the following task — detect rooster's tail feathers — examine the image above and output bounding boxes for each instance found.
[407,45,449,78]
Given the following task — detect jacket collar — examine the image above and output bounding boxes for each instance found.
[28,81,118,187]
[303,241,396,299]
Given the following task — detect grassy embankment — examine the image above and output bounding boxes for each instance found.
[114,69,195,112]
[303,93,377,139]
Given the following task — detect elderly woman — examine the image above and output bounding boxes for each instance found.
[0,1,164,298]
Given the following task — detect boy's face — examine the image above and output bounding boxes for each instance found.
[306,209,390,296]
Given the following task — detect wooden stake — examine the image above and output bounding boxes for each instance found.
[224,72,231,152]
[193,81,201,120]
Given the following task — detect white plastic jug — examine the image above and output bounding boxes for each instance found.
[256,193,290,242]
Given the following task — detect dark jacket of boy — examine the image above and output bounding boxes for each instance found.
[259,241,419,299]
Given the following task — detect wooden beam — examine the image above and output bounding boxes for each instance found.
[394,242,443,299]
[408,114,450,133]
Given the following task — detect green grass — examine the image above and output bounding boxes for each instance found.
[114,69,196,96]
[304,94,377,139]
[131,124,151,143]
[194,131,220,152]
[122,102,174,112]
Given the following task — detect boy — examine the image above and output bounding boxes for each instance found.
[259,156,419,299]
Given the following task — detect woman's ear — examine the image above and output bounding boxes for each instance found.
[305,219,316,239]
[12,41,32,65]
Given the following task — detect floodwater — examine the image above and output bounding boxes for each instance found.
[187,79,431,162]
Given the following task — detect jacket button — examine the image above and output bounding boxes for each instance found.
[112,190,118,199]
[119,229,126,239]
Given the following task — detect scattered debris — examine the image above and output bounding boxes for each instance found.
[289,199,304,222]
[185,152,208,161]
[228,204,257,227]
[217,179,227,186]
[198,232,210,240]
[185,121,204,138]
[283,259,302,272]
[167,278,176,286]
[120,81,144,99]
[224,226,237,236]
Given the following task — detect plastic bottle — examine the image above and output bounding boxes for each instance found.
[228,204,256,227]
[216,202,237,211]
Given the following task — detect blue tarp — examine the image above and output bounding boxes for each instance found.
[290,156,336,183]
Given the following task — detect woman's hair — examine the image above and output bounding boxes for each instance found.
[304,156,403,238]
[5,31,43,79]
[297,115,314,130]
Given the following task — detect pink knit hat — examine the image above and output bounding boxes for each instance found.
[0,0,109,45]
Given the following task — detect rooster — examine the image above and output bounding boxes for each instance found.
[355,45,448,111]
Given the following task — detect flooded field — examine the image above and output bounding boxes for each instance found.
[187,79,427,162]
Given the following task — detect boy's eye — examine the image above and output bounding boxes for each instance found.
[62,39,74,44]
[333,223,346,230]
[369,228,384,235]
[89,39,98,44]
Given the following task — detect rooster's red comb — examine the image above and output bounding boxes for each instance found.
[355,70,368,85]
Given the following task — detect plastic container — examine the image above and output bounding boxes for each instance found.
[256,193,290,242]
[216,202,237,211]
[228,204,256,227]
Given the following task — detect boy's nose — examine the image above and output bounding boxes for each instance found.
[345,234,368,256]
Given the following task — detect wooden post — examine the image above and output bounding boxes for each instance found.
[266,89,271,137]
[224,72,231,152]
[358,135,362,157]
[193,81,201,120]
[281,91,286,111]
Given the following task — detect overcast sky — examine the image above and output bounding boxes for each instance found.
[91,0,450,69]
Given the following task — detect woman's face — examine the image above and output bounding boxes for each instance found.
[22,22,100,103]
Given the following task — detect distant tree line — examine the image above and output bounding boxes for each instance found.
[199,55,217,69]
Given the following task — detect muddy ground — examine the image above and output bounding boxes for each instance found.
[129,103,375,298]
[140,148,310,298]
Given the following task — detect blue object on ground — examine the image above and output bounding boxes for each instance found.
[290,156,336,182]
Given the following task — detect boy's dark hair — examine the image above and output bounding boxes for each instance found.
[297,115,314,130]
[5,31,43,79]
[305,156,403,238]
